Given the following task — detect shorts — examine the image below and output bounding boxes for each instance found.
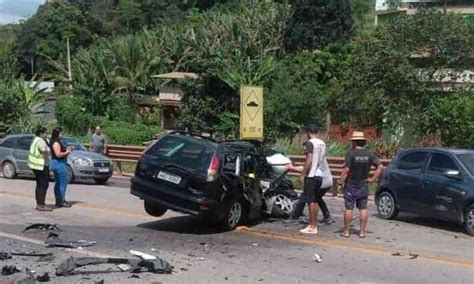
[303,176,323,203]
[343,183,369,210]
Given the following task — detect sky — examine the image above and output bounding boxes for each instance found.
[0,0,44,24]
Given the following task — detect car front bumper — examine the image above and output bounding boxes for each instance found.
[71,162,114,180]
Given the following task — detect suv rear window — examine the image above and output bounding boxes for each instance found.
[146,135,217,176]
[457,154,474,176]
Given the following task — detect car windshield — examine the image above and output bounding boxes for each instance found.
[62,137,87,151]
[146,135,217,176]
[457,153,474,176]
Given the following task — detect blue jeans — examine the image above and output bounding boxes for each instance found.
[51,159,68,204]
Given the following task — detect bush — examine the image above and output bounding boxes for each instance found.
[421,93,474,148]
[100,120,163,145]
[56,95,104,135]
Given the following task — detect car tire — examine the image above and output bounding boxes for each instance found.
[2,161,17,179]
[67,165,74,184]
[222,198,245,231]
[94,178,109,185]
[272,193,295,218]
[377,191,399,220]
[464,205,474,236]
[144,200,167,217]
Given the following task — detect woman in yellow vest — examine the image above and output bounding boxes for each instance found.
[28,126,52,212]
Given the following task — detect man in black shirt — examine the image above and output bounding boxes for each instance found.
[339,131,383,238]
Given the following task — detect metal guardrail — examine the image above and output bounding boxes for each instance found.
[103,144,391,196]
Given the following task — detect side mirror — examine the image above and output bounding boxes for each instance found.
[445,170,461,179]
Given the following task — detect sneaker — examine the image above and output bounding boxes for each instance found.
[321,217,335,225]
[55,202,72,208]
[300,226,318,235]
[36,205,53,212]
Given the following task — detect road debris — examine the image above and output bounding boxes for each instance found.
[312,253,323,263]
[409,253,419,260]
[130,250,156,260]
[56,256,173,276]
[23,224,61,234]
[196,257,206,261]
[45,233,96,248]
[117,264,131,272]
[2,265,21,275]
[36,272,51,282]
[0,252,12,260]
[391,252,402,256]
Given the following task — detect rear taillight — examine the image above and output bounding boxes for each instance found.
[207,155,220,181]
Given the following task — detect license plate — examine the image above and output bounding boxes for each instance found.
[156,171,181,184]
[98,168,109,173]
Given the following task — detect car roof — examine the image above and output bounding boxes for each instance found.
[400,148,474,155]
[4,134,34,139]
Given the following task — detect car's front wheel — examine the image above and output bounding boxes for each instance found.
[377,191,399,220]
[2,161,17,179]
[272,193,295,217]
[464,205,474,236]
[144,200,167,217]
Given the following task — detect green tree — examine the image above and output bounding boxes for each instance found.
[284,0,353,51]
[116,0,145,34]
[15,2,97,76]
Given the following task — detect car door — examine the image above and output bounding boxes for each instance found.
[422,153,467,221]
[14,136,34,174]
[391,151,429,213]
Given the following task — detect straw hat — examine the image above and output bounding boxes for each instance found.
[349,131,367,141]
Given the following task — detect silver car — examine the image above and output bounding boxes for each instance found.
[0,134,113,184]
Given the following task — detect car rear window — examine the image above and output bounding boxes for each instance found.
[146,135,217,176]
[457,154,474,176]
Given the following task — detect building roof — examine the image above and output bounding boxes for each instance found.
[151,72,198,80]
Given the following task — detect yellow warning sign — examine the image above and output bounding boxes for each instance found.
[240,85,263,140]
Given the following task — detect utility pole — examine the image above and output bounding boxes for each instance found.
[67,37,72,83]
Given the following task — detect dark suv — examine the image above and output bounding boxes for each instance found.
[376,148,474,235]
[131,132,296,230]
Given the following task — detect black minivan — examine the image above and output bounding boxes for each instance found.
[131,132,294,230]
[375,148,474,235]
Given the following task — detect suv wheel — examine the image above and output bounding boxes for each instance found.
[377,191,398,220]
[223,199,244,231]
[272,194,295,217]
[2,161,17,179]
[465,205,474,236]
[144,200,167,217]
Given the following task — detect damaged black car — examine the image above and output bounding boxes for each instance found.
[131,132,298,230]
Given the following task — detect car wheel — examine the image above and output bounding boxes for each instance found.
[94,178,109,185]
[272,194,295,217]
[464,205,474,236]
[144,200,167,217]
[67,166,74,184]
[377,191,399,220]
[222,199,244,231]
[2,161,17,179]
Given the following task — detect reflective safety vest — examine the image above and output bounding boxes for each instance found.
[28,137,46,171]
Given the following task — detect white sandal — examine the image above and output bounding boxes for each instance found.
[300,226,318,234]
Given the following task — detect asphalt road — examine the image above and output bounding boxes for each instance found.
[0,176,473,284]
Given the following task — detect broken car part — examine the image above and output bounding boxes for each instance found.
[2,265,21,275]
[129,250,156,260]
[23,224,61,233]
[56,256,173,276]
[45,232,96,248]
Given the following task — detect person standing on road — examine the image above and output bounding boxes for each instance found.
[290,156,335,225]
[299,125,326,234]
[339,131,383,238]
[28,126,52,212]
[91,126,108,155]
[50,127,73,208]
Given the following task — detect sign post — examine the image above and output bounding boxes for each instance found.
[240,85,263,140]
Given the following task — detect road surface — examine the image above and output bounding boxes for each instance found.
[0,175,473,283]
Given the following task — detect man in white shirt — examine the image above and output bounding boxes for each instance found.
[299,125,326,234]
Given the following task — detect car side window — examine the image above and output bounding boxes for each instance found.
[397,152,428,173]
[0,138,15,148]
[427,153,459,175]
[17,137,34,151]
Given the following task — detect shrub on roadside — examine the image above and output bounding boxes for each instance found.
[100,120,163,145]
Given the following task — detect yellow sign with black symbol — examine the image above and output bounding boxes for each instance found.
[240,85,263,139]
